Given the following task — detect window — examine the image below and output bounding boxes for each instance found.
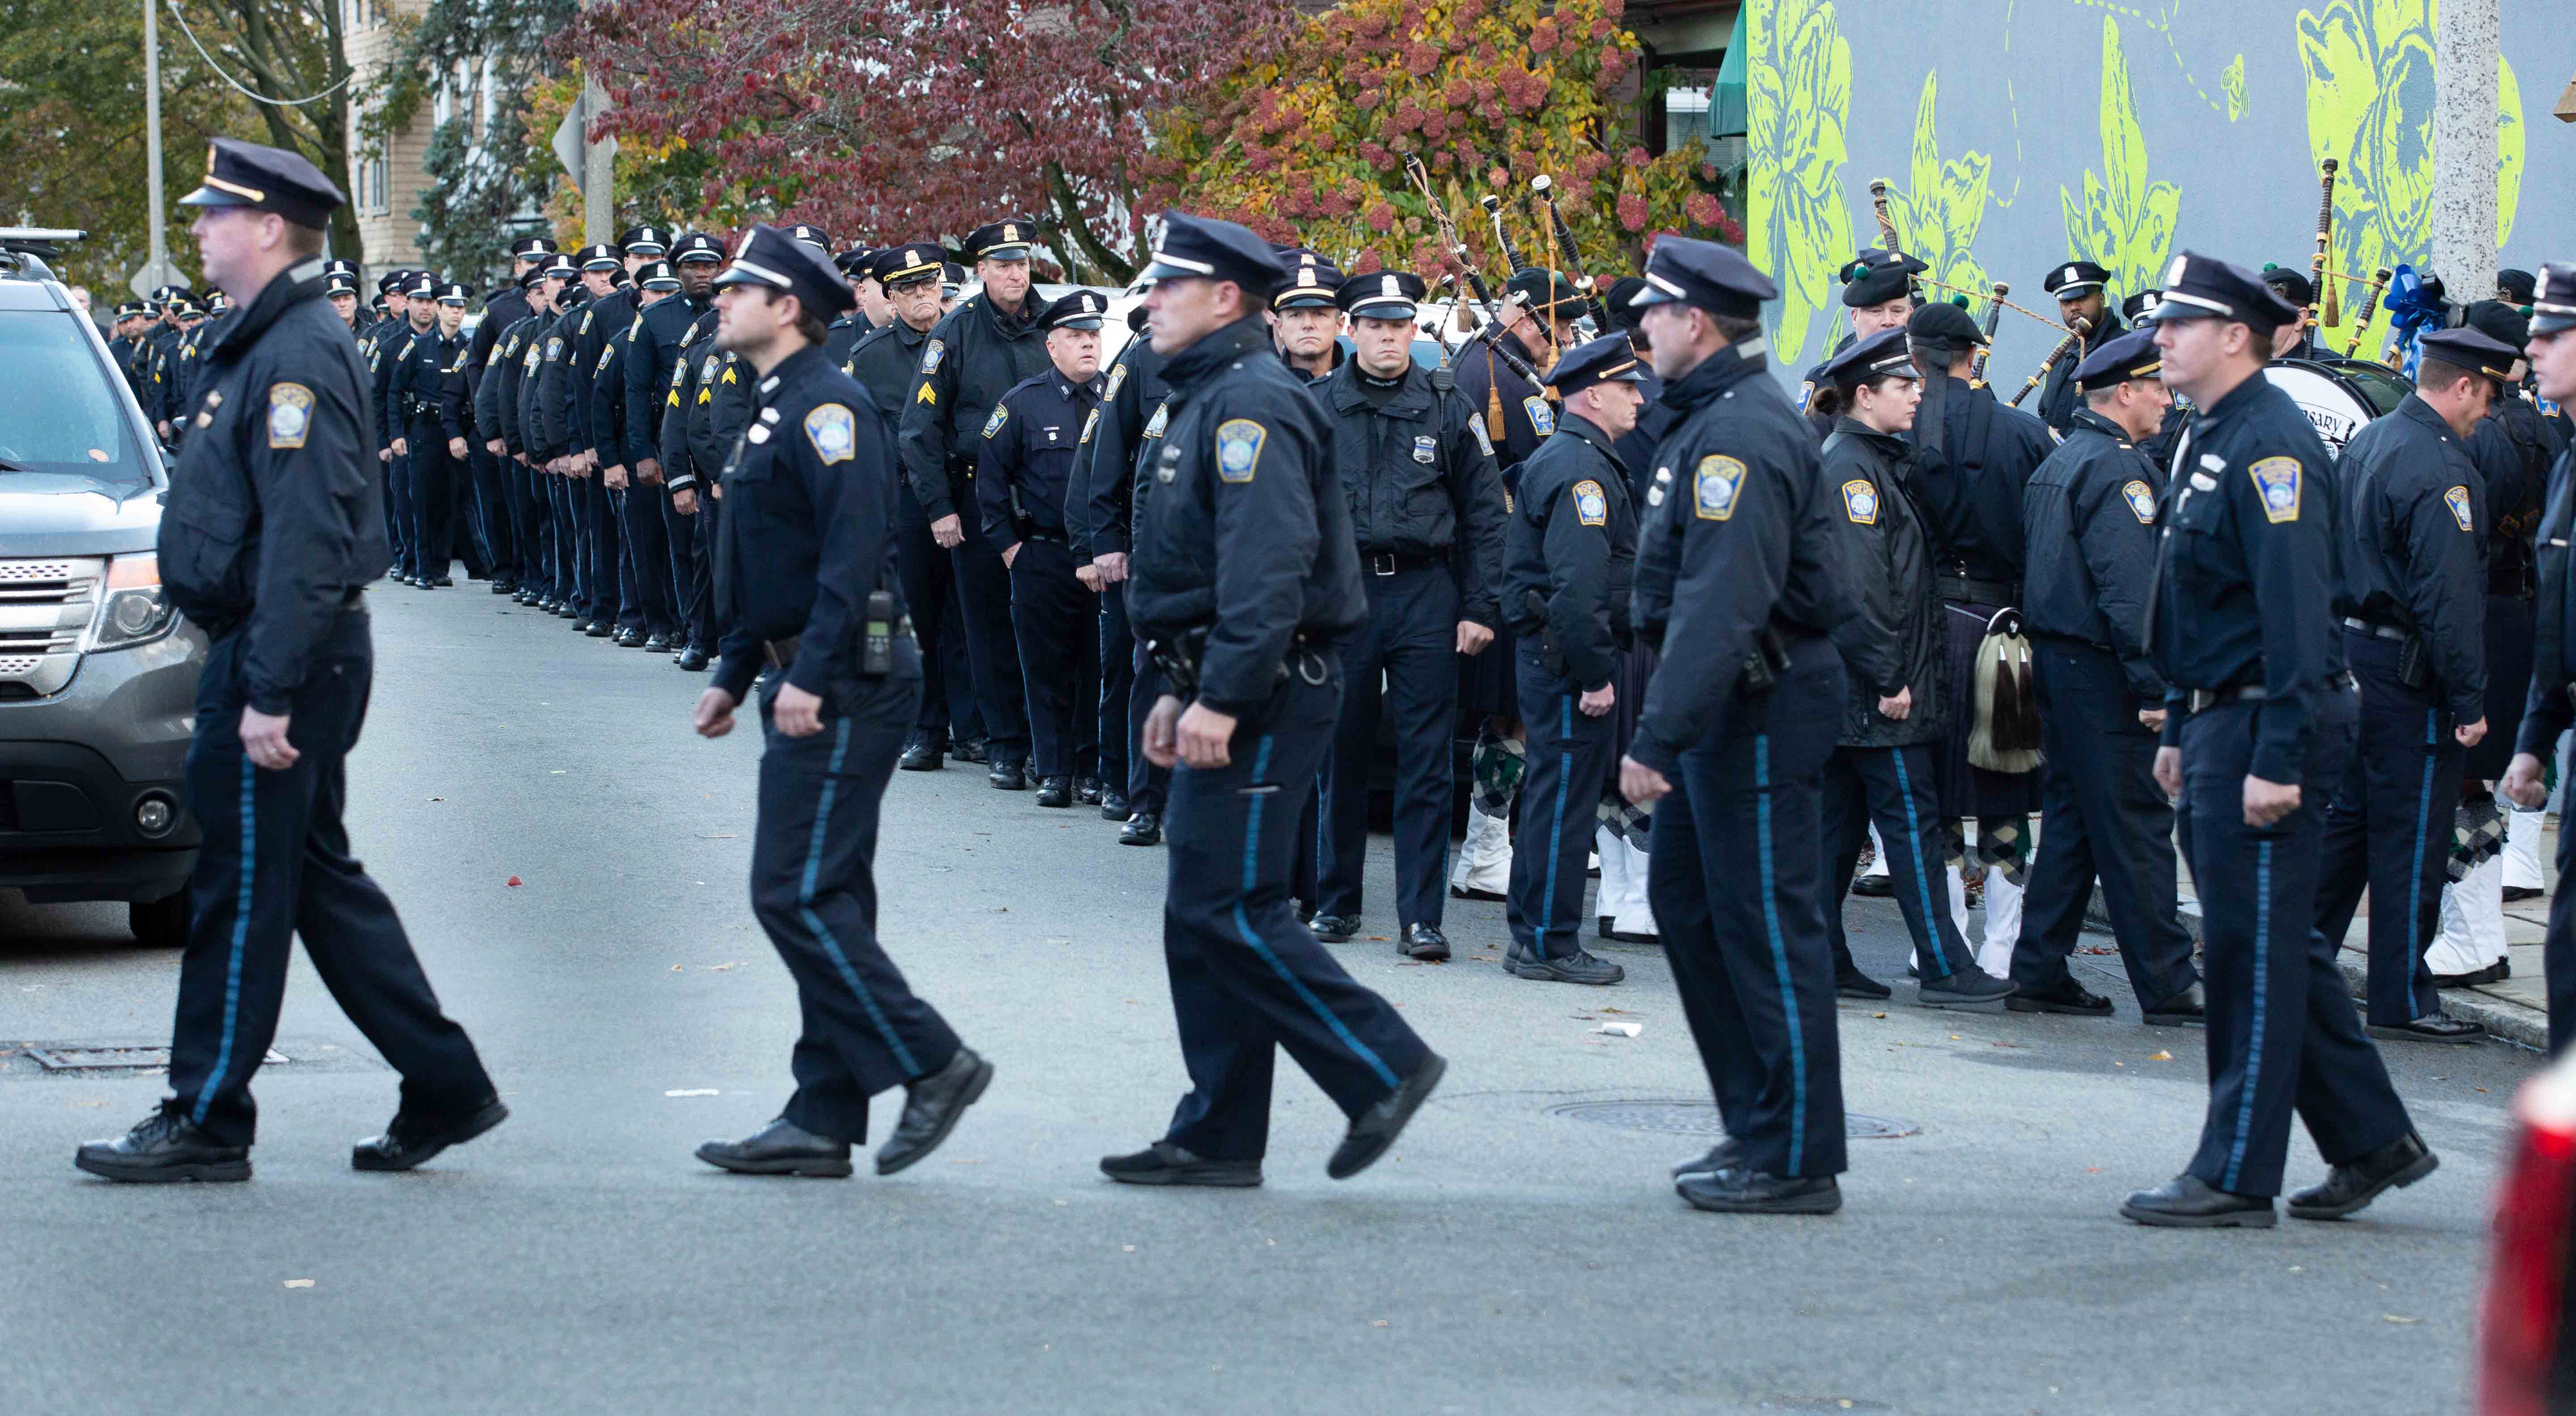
[364,156,390,217]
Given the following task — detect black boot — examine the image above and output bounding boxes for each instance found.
[1119,812,1163,846]
[898,734,945,772]
[988,755,1027,791]
[1035,774,1073,807]
[2005,975,2113,1016]
[1676,1169,1841,1215]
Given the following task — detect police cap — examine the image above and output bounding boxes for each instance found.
[207,292,230,314]
[2121,289,2163,324]
[114,299,146,319]
[1820,327,1918,388]
[2140,251,2299,334]
[178,137,345,230]
[540,255,580,281]
[321,258,360,281]
[1137,212,1287,299]
[510,235,560,261]
[636,260,681,292]
[833,247,878,279]
[2417,326,2524,383]
[870,244,944,287]
[1545,332,1647,397]
[2499,268,2538,306]
[322,275,357,298]
[516,265,552,291]
[781,224,832,254]
[2042,259,2111,299]
[617,225,668,257]
[711,223,856,319]
[1040,289,1109,332]
[433,281,471,306]
[2072,326,2162,391]
[1629,236,1775,320]
[1840,247,1926,308]
[1273,249,1345,310]
[1337,269,1425,323]
[2527,264,2576,337]
[1506,266,1585,314]
[377,270,412,295]
[576,243,621,272]
[965,219,1035,261]
[404,272,438,300]
[2258,264,2314,308]
[667,233,725,266]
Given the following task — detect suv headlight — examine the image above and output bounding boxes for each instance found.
[87,552,178,651]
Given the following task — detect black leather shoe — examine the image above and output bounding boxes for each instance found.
[1309,914,1359,942]
[876,1046,994,1175]
[898,736,945,772]
[1507,946,1624,984]
[2006,976,2113,1016]
[1099,791,1129,820]
[1849,873,1894,898]
[586,620,614,638]
[2287,1132,2439,1220]
[1035,775,1073,808]
[2122,1174,2275,1227]
[428,576,454,588]
[74,1106,250,1183]
[643,634,671,653]
[989,758,1027,791]
[2506,885,2545,902]
[2367,1015,2485,1044]
[1100,1140,1264,1187]
[1671,1140,1744,1180]
[1399,924,1451,961]
[1676,1168,1842,1214]
[1834,969,1893,1001]
[1119,812,1163,846]
[1075,776,1103,805]
[570,617,593,633]
[2434,961,2509,988]
[2142,984,2207,1027]
[492,580,516,595]
[1448,882,1506,902]
[1916,969,2015,1011]
[954,737,989,765]
[695,1117,853,1178]
[1328,1052,1446,1180]
[678,647,710,672]
[617,628,645,647]
[352,1097,508,1172]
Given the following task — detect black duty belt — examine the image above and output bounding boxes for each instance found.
[2338,617,2408,642]
[2186,673,2355,714]
[1362,550,1445,577]
[763,620,914,672]
[1937,575,2019,606]
[1017,527,1069,546]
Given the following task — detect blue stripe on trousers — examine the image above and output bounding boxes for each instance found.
[1756,736,1809,1176]
[2410,708,2436,977]
[194,753,258,1126]
[1538,695,1573,957]
[797,717,922,1078]
[2224,838,2274,1193]
[1889,748,1950,979]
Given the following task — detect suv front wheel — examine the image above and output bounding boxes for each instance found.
[129,889,188,948]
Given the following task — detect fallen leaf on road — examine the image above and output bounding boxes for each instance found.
[2478,1087,2491,1093]
[1122,1245,1136,1253]
[664,1089,719,1097]
[1949,1034,1962,1041]
[2148,1051,2173,1062]
[283,1280,315,1289]
[1599,1007,1634,1014]
[1367,936,1390,942]
[2384,1314,2419,1324]
[2114,1061,2126,1067]
[1872,1012,1888,1019]
[671,964,683,971]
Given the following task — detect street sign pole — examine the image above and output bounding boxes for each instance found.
[142,0,169,289]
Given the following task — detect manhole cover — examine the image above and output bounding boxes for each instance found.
[23,1046,289,1072]
[1546,1100,1917,1139]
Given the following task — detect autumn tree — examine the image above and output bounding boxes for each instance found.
[1149,0,1737,288]
[563,0,1294,282]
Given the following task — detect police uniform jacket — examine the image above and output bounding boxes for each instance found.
[845,318,931,433]
[2039,311,2126,431]
[1793,330,1857,442]
[1452,332,1554,470]
[466,284,532,393]
[2332,394,2487,722]
[1503,412,1635,692]
[1818,417,1944,748]
[574,286,638,459]
[710,344,903,705]
[1626,339,1860,776]
[1075,337,1170,560]
[1317,359,1507,625]
[1129,315,1365,715]
[386,323,447,429]
[369,315,407,451]
[478,314,539,457]
[822,310,875,368]
[2149,371,2342,784]
[533,292,592,459]
[437,335,474,445]
[897,292,1050,522]
[977,369,1102,547]
[2468,395,2566,598]
[1910,375,2054,590]
[2515,449,2576,757]
[588,319,635,468]
[658,308,720,492]
[2022,407,2169,703]
[626,292,703,470]
[514,310,560,458]
[157,259,386,716]
[682,338,754,496]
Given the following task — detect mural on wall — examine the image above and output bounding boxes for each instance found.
[1744,0,2567,386]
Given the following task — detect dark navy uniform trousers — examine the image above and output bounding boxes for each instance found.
[1650,635,1848,1180]
[1821,740,1981,981]
[1159,657,1431,1161]
[468,443,519,583]
[2012,641,2199,1005]
[542,474,580,608]
[666,488,714,652]
[1320,563,1459,929]
[2551,817,2576,1056]
[580,475,621,626]
[950,501,1032,761]
[2313,633,2464,1027]
[403,416,454,579]
[1507,645,1613,960]
[1103,582,1169,813]
[165,612,494,1146]
[2180,689,2410,1196]
[1007,538,1100,780]
[617,485,676,638]
[751,665,962,1142]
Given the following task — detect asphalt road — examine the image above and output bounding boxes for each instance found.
[0,585,2537,1414]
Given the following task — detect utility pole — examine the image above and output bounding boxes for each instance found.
[2432,0,2499,302]
[132,0,182,297]
[581,77,613,247]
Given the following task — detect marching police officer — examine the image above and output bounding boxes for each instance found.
[1499,333,1642,987]
[1307,269,1506,959]
[687,225,993,1179]
[2311,324,2520,1045]
[899,217,1050,790]
[2502,262,2576,1054]
[1078,305,1176,845]
[1797,248,1922,438]
[2124,251,2433,1227]
[1105,213,1445,1188]
[1623,236,1858,1215]
[2037,259,2121,432]
[2008,327,2202,1023]
[78,139,502,1182]
[979,289,1110,806]
[650,232,730,669]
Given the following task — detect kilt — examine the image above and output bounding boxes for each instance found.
[1938,599,2042,822]
[2468,595,2534,782]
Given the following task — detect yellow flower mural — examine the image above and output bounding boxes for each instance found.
[2061,17,2182,308]
[1747,0,1855,366]
[1880,71,1992,314]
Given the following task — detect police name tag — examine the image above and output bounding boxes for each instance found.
[1693,455,1744,521]
[267,382,313,449]
[1413,434,1437,464]
[1573,479,1609,527]
[1523,395,1554,438]
[1839,478,1876,525]
[2249,457,2301,523]
[1216,419,1266,483]
[806,403,856,463]
[2445,484,2474,532]
[2122,480,2156,523]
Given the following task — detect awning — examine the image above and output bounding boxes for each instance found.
[1710,5,1748,139]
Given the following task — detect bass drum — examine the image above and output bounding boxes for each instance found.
[2262,357,2413,454]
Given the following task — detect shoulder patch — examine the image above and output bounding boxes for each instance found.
[1103,361,1129,403]
[921,339,946,375]
[579,310,594,335]
[267,382,314,450]
[1216,418,1267,483]
[546,336,564,361]
[2445,484,2474,532]
[597,344,616,373]
[1796,381,1815,412]
[982,404,1009,439]
[629,315,644,340]
[2122,480,2156,523]
[1078,408,1100,446]
[1142,402,1170,439]
[2248,456,2301,524]
[1840,477,1878,525]
[1468,416,1494,459]
[1571,478,1609,527]
[1693,455,1745,521]
[805,403,857,464]
[1523,394,1554,438]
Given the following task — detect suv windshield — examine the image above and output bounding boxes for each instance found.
[0,310,149,482]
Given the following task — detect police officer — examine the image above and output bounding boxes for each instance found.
[979,289,1109,807]
[671,238,760,659]
[2310,325,2517,1045]
[1272,249,1345,384]
[1302,268,1504,959]
[368,272,420,581]
[106,302,149,399]
[528,256,594,623]
[649,233,728,669]
[77,140,503,1183]
[2501,262,2576,1054]
[1796,248,1922,438]
[899,217,1050,790]
[2036,259,2122,432]
[1455,266,1580,470]
[1499,333,1641,987]
[2008,327,2203,1023]
[680,225,990,1178]
[2259,267,2325,360]
[464,236,557,597]
[592,246,674,649]
[480,264,559,609]
[548,244,624,635]
[824,247,879,365]
[2124,251,2433,1227]
[1810,329,2014,1010]
[1079,304,1175,845]
[1622,237,1857,1215]
[853,244,981,768]
[1103,213,1445,1188]
[386,274,458,585]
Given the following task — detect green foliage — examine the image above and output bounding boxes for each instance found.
[2060,18,2181,306]
[1745,0,1852,366]
[1880,72,1990,311]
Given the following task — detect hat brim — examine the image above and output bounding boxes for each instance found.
[624,244,667,258]
[1273,293,1337,310]
[977,245,1032,261]
[1345,300,1419,322]
[710,264,788,292]
[1627,281,1681,308]
[177,184,255,210]
[2050,283,2105,299]
[2138,296,2223,324]
[1050,317,1106,332]
[641,278,682,291]
[675,253,725,266]
[2531,314,2576,337]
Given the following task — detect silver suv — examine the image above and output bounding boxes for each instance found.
[0,231,208,945]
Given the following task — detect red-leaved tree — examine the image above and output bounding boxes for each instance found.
[563,0,1295,282]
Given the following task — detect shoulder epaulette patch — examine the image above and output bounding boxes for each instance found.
[267,382,314,450]
[982,404,1009,439]
[1840,478,1877,525]
[806,403,856,464]
[2248,456,2300,524]
[1572,478,1609,527]
[2122,480,2156,523]
[2445,484,2474,532]
[1523,395,1555,438]
[1216,418,1266,483]
[1693,455,1744,521]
